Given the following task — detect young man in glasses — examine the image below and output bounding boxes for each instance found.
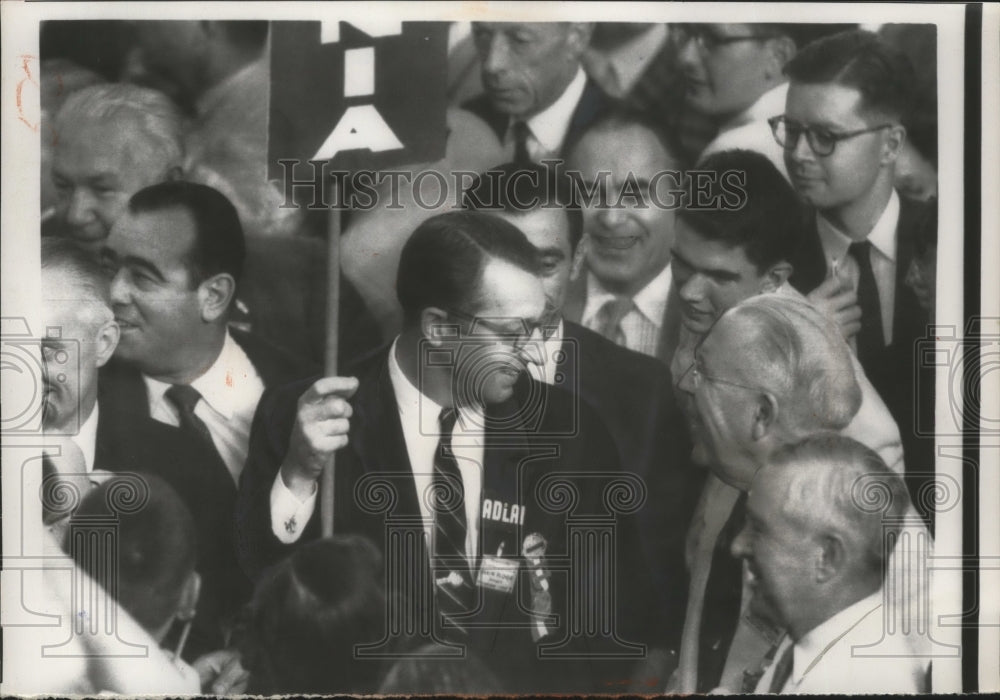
[776,30,931,445]
[236,211,667,694]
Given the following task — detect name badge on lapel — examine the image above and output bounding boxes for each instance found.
[478,541,519,594]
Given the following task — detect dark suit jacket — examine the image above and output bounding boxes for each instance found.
[96,329,315,659]
[462,77,615,158]
[236,345,668,693]
[788,195,932,465]
[560,320,699,638]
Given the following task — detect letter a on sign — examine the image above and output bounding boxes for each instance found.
[269,21,449,178]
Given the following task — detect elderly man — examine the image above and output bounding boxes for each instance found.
[778,30,930,443]
[463,163,700,656]
[564,111,685,365]
[674,293,930,693]
[237,211,665,693]
[736,435,927,693]
[464,22,612,162]
[99,181,313,659]
[47,83,184,252]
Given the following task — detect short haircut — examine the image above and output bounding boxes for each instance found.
[128,181,246,286]
[53,83,184,173]
[379,644,503,694]
[784,29,916,122]
[67,474,197,634]
[766,433,912,576]
[41,237,113,326]
[570,106,683,170]
[244,535,386,695]
[681,149,805,272]
[396,211,543,326]
[721,293,862,437]
[462,161,584,250]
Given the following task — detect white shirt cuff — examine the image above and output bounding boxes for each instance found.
[269,470,317,544]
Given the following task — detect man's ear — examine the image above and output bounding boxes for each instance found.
[420,307,451,346]
[760,261,793,293]
[566,23,595,56]
[94,318,121,368]
[764,36,796,81]
[751,392,779,441]
[199,273,237,322]
[816,534,847,583]
[177,571,201,621]
[881,124,907,166]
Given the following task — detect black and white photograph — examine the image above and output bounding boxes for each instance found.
[1,1,997,695]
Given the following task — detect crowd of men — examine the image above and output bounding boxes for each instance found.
[32,19,939,695]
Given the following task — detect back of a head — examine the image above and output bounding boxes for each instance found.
[54,82,185,172]
[681,149,805,272]
[785,29,916,122]
[245,535,386,695]
[67,474,197,635]
[462,161,584,250]
[41,237,113,323]
[723,293,862,436]
[396,210,542,326]
[767,433,911,579]
[128,180,246,287]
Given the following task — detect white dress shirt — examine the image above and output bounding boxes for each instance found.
[700,81,789,180]
[144,331,265,485]
[70,403,100,474]
[816,189,900,347]
[504,66,587,161]
[754,590,926,694]
[272,340,485,562]
[580,264,673,358]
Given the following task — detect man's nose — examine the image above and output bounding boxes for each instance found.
[596,206,627,228]
[731,524,751,559]
[108,268,131,307]
[678,272,708,304]
[64,188,97,226]
[676,35,702,71]
[481,34,512,76]
[789,130,816,163]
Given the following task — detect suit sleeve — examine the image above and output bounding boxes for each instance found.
[235,378,322,581]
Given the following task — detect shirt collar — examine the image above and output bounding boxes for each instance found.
[816,189,900,263]
[71,402,100,474]
[513,66,587,155]
[143,331,252,420]
[721,81,789,132]
[790,589,884,686]
[582,264,673,328]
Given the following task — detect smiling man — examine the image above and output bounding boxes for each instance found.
[99,180,312,660]
[735,435,926,693]
[564,111,685,365]
[464,22,612,162]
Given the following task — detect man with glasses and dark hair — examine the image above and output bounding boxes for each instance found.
[237,210,667,693]
[775,30,931,450]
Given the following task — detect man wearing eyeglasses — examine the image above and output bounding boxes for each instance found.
[776,30,931,438]
[237,211,666,693]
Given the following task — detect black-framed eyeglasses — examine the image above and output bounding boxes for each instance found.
[768,115,894,157]
[444,308,548,348]
[671,24,773,52]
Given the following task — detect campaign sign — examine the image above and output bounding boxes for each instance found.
[268,20,449,181]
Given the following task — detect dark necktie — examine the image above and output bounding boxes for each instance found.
[165,384,217,452]
[511,121,532,164]
[768,642,795,693]
[847,240,884,368]
[432,409,472,615]
[595,296,634,346]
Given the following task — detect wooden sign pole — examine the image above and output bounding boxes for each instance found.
[321,179,340,538]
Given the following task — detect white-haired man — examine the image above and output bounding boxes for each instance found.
[736,434,927,693]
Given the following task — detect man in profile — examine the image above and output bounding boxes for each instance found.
[736,434,927,693]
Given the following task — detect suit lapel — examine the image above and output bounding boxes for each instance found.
[657,283,683,367]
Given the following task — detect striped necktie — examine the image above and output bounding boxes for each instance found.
[431,408,473,617]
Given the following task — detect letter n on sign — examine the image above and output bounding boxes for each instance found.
[268,21,448,185]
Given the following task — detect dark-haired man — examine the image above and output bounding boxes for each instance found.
[237,210,666,693]
[99,180,313,659]
[776,30,931,450]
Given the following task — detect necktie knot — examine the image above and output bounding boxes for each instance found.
[511,121,532,163]
[847,239,872,260]
[439,407,458,436]
[165,384,203,414]
[595,295,634,345]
